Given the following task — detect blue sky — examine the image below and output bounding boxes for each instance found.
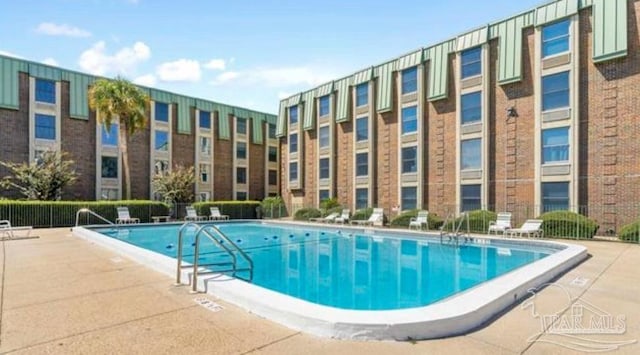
[1,0,546,114]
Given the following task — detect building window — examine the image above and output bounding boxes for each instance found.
[401,187,417,210]
[401,106,418,134]
[236,117,247,135]
[268,124,276,139]
[155,130,169,151]
[268,169,277,185]
[199,111,211,129]
[101,188,118,200]
[268,146,278,162]
[101,124,118,146]
[154,160,169,176]
[356,83,368,107]
[355,188,368,209]
[289,106,298,125]
[542,19,570,58]
[319,189,330,203]
[199,192,210,202]
[356,152,368,177]
[35,79,56,104]
[461,138,481,170]
[319,158,330,180]
[236,191,247,201]
[542,71,570,111]
[236,142,247,160]
[200,137,211,155]
[319,95,330,116]
[461,47,482,79]
[236,167,247,184]
[101,156,118,178]
[34,114,56,140]
[289,162,298,181]
[319,126,330,148]
[542,127,569,164]
[461,185,481,211]
[200,164,210,183]
[289,133,298,153]
[355,116,368,142]
[461,92,482,124]
[155,102,169,122]
[402,146,417,173]
[401,67,418,94]
[542,182,569,212]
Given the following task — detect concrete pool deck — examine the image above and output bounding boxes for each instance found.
[0,228,638,354]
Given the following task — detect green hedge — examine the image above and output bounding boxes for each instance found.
[192,201,261,219]
[618,220,640,242]
[390,210,444,230]
[0,200,170,228]
[538,211,599,239]
[442,210,497,234]
[294,207,322,221]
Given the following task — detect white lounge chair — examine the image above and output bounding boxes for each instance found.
[488,212,512,235]
[409,211,429,230]
[333,209,351,224]
[209,207,229,220]
[185,206,207,221]
[351,208,384,227]
[0,220,33,240]
[309,212,339,223]
[116,207,140,224]
[507,219,544,238]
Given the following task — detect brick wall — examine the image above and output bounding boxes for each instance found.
[213,113,233,200]
[376,72,399,213]
[249,123,266,200]
[127,109,151,199]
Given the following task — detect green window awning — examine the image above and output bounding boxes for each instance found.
[456,26,488,52]
[0,56,27,110]
[215,103,233,140]
[395,50,423,71]
[62,71,95,120]
[490,11,535,84]
[375,61,395,113]
[302,90,316,131]
[592,0,627,62]
[334,77,352,123]
[536,0,578,26]
[425,39,456,101]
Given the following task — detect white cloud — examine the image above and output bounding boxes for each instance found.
[133,74,157,87]
[210,66,337,88]
[0,50,23,59]
[35,22,91,38]
[203,59,226,71]
[78,41,151,76]
[156,59,201,82]
[42,58,59,66]
[277,91,292,100]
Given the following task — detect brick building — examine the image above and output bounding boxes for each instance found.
[0,57,279,202]
[276,0,640,233]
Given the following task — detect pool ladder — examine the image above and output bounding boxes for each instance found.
[440,212,472,245]
[175,222,254,293]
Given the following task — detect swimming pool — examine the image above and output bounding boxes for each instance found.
[74,221,587,340]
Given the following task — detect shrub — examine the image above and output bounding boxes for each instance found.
[151,165,195,204]
[390,210,444,230]
[0,200,170,228]
[442,210,497,234]
[538,211,599,239]
[320,197,340,211]
[294,207,322,221]
[192,201,261,219]
[618,220,640,242]
[261,196,287,218]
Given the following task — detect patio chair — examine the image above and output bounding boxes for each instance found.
[309,212,339,223]
[0,220,33,240]
[209,207,230,220]
[488,212,512,235]
[409,211,429,230]
[185,206,207,221]
[115,207,140,224]
[507,219,544,238]
[333,209,351,224]
[351,208,384,227]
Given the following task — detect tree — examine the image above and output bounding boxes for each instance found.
[151,165,195,204]
[0,150,78,200]
[88,76,149,200]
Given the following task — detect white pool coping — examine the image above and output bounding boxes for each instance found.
[73,221,588,341]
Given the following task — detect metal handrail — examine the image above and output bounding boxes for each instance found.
[440,212,471,244]
[75,208,115,227]
[175,222,254,293]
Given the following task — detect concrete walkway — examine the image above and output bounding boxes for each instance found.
[0,228,638,354]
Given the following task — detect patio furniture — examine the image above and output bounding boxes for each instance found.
[185,206,207,221]
[507,219,544,238]
[351,208,384,227]
[116,207,140,224]
[488,212,512,235]
[209,207,230,220]
[309,212,339,223]
[0,220,33,240]
[409,211,429,230]
[333,209,351,224]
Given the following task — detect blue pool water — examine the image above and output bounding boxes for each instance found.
[94,222,557,311]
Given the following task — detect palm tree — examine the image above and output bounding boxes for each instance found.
[89,76,150,200]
